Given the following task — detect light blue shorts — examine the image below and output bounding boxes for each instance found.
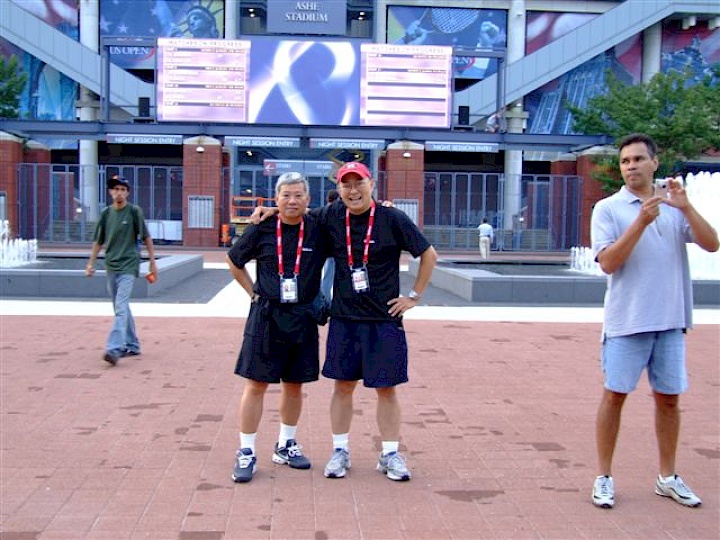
[601,329,687,395]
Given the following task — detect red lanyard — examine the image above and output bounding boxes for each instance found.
[345,201,375,268]
[276,215,304,277]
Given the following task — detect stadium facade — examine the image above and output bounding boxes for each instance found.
[1,0,718,249]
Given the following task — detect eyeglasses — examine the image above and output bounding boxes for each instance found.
[339,179,370,191]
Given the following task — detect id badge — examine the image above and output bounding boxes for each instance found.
[280,276,298,303]
[351,267,370,293]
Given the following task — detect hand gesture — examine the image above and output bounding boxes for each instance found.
[662,176,690,210]
[250,206,277,225]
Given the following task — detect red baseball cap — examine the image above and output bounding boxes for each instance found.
[336,162,372,183]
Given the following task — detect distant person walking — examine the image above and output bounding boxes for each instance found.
[590,133,718,509]
[477,218,494,259]
[86,176,157,365]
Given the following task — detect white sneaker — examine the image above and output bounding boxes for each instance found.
[655,475,702,507]
[377,451,411,481]
[324,449,351,478]
[592,475,614,508]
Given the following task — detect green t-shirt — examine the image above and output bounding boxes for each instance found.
[94,204,148,276]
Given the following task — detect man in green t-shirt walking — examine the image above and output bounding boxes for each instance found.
[86,176,157,365]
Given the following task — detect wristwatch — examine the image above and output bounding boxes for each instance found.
[408,289,421,301]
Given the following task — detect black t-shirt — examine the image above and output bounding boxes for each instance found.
[227,213,327,304]
[319,201,431,321]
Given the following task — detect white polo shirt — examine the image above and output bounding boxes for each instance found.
[591,186,695,338]
[478,222,494,239]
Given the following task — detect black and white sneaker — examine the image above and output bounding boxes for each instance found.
[272,439,311,469]
[231,448,257,483]
[592,475,614,508]
[655,475,701,507]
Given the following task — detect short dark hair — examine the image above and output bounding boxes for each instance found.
[107,176,130,190]
[617,133,657,158]
[326,189,339,204]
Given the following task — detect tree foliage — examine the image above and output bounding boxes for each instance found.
[0,55,27,119]
[569,67,720,192]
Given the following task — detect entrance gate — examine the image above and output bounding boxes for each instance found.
[14,164,582,252]
[16,164,183,242]
[420,172,583,251]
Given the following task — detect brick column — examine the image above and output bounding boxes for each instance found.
[24,141,53,240]
[384,141,425,228]
[577,147,616,246]
[182,136,223,247]
[0,132,24,238]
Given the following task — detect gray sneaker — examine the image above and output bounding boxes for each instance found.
[377,451,411,481]
[324,449,351,478]
[655,474,702,507]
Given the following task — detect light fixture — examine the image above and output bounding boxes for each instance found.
[196,146,205,153]
[246,150,253,156]
[403,151,412,158]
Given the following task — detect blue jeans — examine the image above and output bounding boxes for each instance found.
[106,272,140,355]
[321,257,334,301]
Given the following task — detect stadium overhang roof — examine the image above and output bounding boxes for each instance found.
[0,120,609,153]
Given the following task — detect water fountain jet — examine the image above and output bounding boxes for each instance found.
[0,220,38,268]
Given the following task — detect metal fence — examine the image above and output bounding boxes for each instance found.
[16,163,185,242]
[420,172,583,251]
[14,164,583,251]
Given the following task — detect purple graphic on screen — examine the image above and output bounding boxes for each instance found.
[248,40,361,125]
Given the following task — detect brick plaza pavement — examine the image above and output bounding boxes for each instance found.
[1,251,718,539]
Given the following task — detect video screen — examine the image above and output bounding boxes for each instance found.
[156,38,453,128]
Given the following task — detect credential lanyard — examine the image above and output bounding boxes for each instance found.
[345,201,375,269]
[277,215,304,277]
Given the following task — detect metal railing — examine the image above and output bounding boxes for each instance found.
[14,164,583,251]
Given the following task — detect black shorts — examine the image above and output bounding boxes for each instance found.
[322,318,408,388]
[235,336,319,384]
[235,303,320,384]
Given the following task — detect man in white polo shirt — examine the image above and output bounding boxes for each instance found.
[590,133,718,510]
[477,218,494,259]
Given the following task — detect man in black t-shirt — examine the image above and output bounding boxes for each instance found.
[320,162,437,482]
[226,172,327,483]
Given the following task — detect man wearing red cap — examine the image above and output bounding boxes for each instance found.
[249,161,437,481]
[320,161,437,482]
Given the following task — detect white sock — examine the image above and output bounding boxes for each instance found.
[240,432,256,454]
[660,473,675,482]
[382,441,399,456]
[332,433,349,451]
[278,423,297,448]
